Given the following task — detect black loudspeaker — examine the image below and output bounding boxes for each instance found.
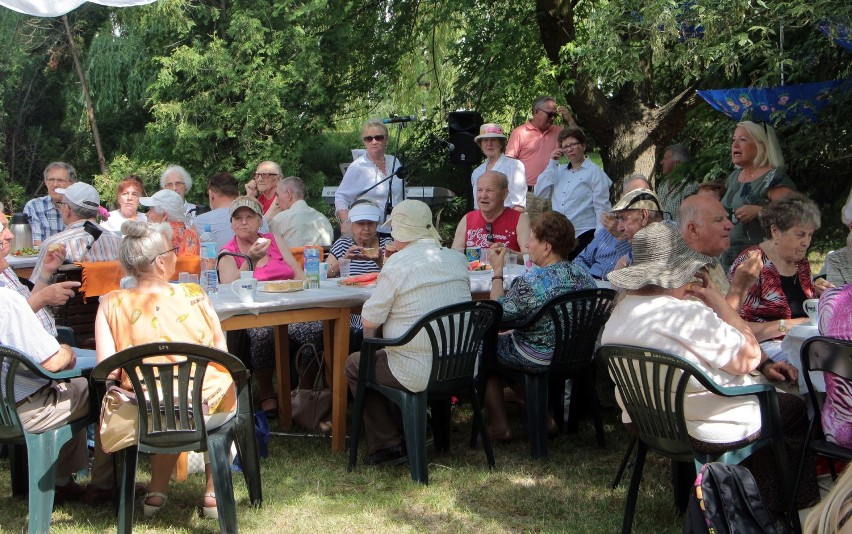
[448,111,484,165]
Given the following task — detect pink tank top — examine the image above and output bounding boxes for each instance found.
[464,208,521,251]
[222,233,295,281]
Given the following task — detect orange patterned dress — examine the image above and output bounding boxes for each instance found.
[170,221,200,257]
[100,283,235,413]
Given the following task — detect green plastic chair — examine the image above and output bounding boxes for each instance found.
[598,344,797,534]
[90,342,262,533]
[348,300,502,484]
[0,344,94,534]
[788,336,852,530]
[478,288,616,459]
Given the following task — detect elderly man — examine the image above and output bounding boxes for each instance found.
[611,188,664,270]
[270,176,333,247]
[656,144,698,219]
[0,284,90,501]
[23,162,77,245]
[29,182,121,286]
[345,199,470,465]
[244,160,281,216]
[451,171,530,254]
[534,127,612,257]
[506,95,578,221]
[678,194,799,386]
[160,164,196,217]
[575,176,649,279]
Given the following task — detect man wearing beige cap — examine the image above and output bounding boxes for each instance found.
[30,182,121,287]
[345,199,470,466]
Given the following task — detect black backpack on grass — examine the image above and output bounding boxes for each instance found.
[683,462,778,534]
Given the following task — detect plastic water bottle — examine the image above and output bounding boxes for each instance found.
[200,225,218,294]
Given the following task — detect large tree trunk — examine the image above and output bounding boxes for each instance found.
[534,0,696,189]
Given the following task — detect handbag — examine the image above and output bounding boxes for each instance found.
[98,385,138,453]
[290,342,332,432]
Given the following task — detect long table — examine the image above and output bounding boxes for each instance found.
[212,281,372,452]
[7,255,37,279]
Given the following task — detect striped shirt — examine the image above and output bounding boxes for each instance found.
[23,195,65,244]
[0,266,57,336]
[330,235,392,329]
[574,228,632,280]
[30,220,122,284]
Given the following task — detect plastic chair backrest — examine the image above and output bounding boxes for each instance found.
[90,342,250,454]
[548,288,616,374]
[801,336,852,423]
[599,344,781,464]
[0,345,39,441]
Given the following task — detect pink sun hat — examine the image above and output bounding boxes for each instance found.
[474,123,507,142]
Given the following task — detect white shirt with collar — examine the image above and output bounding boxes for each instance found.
[534,158,612,235]
[269,199,334,248]
[334,154,403,223]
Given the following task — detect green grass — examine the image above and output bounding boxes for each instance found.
[0,405,685,533]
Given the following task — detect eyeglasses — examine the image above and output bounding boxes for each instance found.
[485,222,494,243]
[363,135,386,142]
[165,182,186,189]
[561,142,582,150]
[254,172,279,181]
[536,108,558,119]
[150,247,178,263]
[46,178,71,185]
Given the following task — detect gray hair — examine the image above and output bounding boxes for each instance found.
[66,201,98,220]
[759,193,820,238]
[256,160,283,177]
[361,119,389,138]
[280,176,307,199]
[118,220,174,278]
[43,162,77,183]
[736,121,785,169]
[152,205,186,224]
[665,144,690,164]
[159,165,193,191]
[623,174,651,193]
[532,95,556,114]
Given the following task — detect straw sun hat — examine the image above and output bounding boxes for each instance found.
[606,222,712,290]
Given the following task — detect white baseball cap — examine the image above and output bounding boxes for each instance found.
[55,182,100,210]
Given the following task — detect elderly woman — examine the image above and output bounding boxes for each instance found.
[327,199,392,279]
[483,211,596,441]
[534,128,612,257]
[93,220,235,519]
[721,121,796,269]
[471,123,527,212]
[140,189,200,256]
[218,196,304,416]
[824,189,852,286]
[602,221,818,514]
[160,164,196,218]
[729,194,823,365]
[102,175,147,233]
[334,119,403,232]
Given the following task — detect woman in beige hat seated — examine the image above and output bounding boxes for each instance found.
[471,123,527,212]
[601,222,818,515]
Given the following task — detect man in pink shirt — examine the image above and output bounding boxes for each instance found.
[506,96,578,221]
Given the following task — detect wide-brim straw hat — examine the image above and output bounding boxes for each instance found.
[610,188,662,213]
[607,222,712,290]
[474,123,507,142]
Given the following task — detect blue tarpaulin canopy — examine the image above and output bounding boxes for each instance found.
[696,80,851,123]
[819,22,852,52]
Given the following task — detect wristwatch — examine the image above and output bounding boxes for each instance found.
[778,319,787,333]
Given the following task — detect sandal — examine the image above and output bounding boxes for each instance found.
[142,492,168,518]
[260,396,279,420]
[202,492,218,520]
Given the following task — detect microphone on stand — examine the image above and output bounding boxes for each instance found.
[382,115,418,124]
[432,135,456,151]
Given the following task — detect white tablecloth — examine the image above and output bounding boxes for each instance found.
[779,323,824,393]
[7,255,38,270]
[210,280,373,322]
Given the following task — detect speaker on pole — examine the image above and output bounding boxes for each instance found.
[448,111,483,165]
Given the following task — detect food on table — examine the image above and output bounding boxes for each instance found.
[338,272,379,286]
[263,280,304,291]
[468,260,492,272]
[12,247,39,256]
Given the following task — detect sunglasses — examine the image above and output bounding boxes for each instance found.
[150,246,179,263]
[485,222,494,243]
[536,108,558,119]
[363,135,386,142]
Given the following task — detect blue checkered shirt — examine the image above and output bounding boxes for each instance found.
[575,228,632,279]
[23,195,65,244]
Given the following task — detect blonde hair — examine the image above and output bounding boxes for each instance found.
[361,119,389,138]
[736,121,785,169]
[803,465,852,533]
[119,220,174,277]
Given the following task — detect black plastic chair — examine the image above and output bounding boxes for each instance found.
[0,344,93,534]
[598,344,796,534]
[788,336,852,527]
[348,300,502,484]
[90,342,262,533]
[479,288,616,459]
